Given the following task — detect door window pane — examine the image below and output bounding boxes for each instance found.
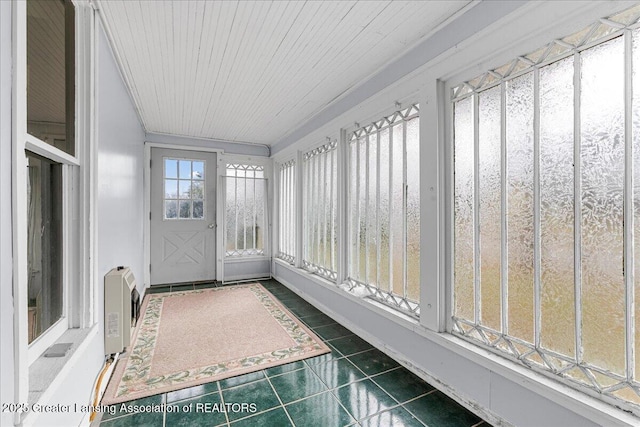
[163,158,206,220]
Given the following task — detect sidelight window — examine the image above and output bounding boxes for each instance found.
[224,164,266,257]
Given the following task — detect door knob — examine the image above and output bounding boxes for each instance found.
[208,223,216,229]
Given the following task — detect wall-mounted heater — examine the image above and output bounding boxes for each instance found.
[104,266,140,355]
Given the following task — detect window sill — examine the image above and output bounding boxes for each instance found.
[273,258,420,329]
[27,325,97,408]
[224,255,268,263]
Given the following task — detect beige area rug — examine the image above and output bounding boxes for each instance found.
[102,283,330,405]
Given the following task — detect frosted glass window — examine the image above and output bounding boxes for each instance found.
[452,7,640,410]
[163,158,205,220]
[347,104,420,316]
[225,164,266,257]
[277,160,296,264]
[303,141,338,281]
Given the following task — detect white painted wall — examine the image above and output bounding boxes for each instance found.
[96,19,146,300]
[1,2,15,426]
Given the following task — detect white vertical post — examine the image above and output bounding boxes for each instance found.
[12,0,29,420]
[421,81,445,331]
[273,161,280,269]
[533,68,542,349]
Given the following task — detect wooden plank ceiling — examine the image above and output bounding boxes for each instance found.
[96,0,471,145]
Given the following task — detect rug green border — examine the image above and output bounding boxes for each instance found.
[101,283,330,405]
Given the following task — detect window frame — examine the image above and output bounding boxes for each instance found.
[301,138,339,282]
[22,0,79,363]
[12,0,97,414]
[276,158,296,264]
[222,159,270,259]
[447,5,640,416]
[345,104,421,318]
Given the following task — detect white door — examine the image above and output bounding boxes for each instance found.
[150,148,217,285]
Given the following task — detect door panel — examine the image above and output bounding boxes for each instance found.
[150,148,216,284]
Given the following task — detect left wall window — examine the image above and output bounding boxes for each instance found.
[25,0,76,348]
[26,154,63,343]
[27,0,75,154]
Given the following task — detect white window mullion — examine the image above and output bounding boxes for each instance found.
[376,130,382,289]
[243,170,247,251]
[308,153,314,264]
[473,93,481,327]
[388,125,394,294]
[500,82,508,336]
[337,131,348,285]
[253,170,257,250]
[282,165,286,256]
[308,156,315,265]
[313,155,320,265]
[402,119,409,300]
[330,148,336,271]
[289,164,294,258]
[234,174,239,253]
[322,150,328,268]
[355,136,361,280]
[533,68,542,349]
[364,135,370,285]
[573,50,584,365]
[295,151,304,269]
[624,29,635,382]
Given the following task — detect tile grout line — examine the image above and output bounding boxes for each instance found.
[303,354,369,425]
[396,391,439,427]
[216,381,231,426]
[264,373,296,427]
[342,365,417,425]
[162,393,167,427]
[301,356,357,426]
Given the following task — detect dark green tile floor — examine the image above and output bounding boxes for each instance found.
[97,279,490,427]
